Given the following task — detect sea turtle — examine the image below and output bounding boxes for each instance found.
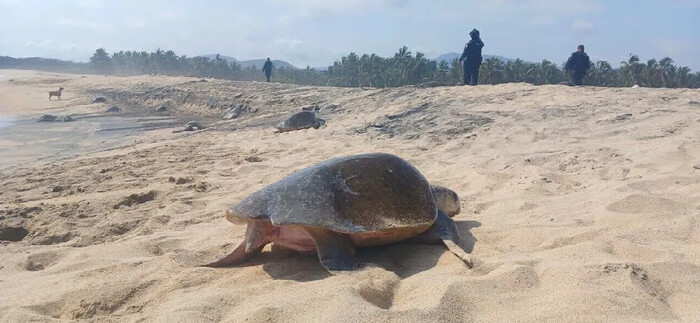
[93,97,107,103]
[106,106,121,113]
[301,104,320,112]
[204,153,472,272]
[276,111,325,132]
[37,114,57,122]
[156,106,167,113]
[223,104,248,120]
[185,121,203,131]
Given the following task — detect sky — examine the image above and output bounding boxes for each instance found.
[1,0,698,70]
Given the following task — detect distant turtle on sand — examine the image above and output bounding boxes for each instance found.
[37,114,57,122]
[93,97,107,103]
[276,110,325,133]
[184,121,203,131]
[204,153,473,272]
[301,104,320,112]
[106,106,121,113]
[156,106,167,113]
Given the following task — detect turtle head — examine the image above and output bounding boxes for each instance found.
[225,208,249,224]
[226,191,271,224]
[431,185,461,217]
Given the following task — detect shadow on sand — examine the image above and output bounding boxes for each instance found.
[256,220,481,281]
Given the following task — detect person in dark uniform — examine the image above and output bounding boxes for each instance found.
[262,58,273,82]
[458,29,484,85]
[564,45,590,85]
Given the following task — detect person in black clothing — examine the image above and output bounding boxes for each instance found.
[564,45,590,85]
[459,29,484,85]
[262,58,273,82]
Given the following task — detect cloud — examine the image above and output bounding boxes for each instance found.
[427,0,602,25]
[56,17,111,31]
[0,0,26,5]
[69,0,105,9]
[261,0,414,17]
[122,17,147,29]
[157,9,185,20]
[521,0,601,14]
[116,8,186,29]
[25,39,83,51]
[653,38,699,55]
[572,19,594,32]
[274,38,303,48]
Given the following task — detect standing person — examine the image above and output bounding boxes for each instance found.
[262,58,273,82]
[564,45,590,85]
[458,29,484,86]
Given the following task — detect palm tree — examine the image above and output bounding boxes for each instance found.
[674,66,691,88]
[90,48,113,74]
[643,59,659,87]
[657,57,675,87]
[620,54,641,86]
[480,57,504,84]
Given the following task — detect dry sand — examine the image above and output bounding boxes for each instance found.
[0,69,699,322]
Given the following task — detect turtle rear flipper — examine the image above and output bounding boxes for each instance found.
[414,210,473,268]
[202,241,263,267]
[305,227,363,273]
[203,222,268,267]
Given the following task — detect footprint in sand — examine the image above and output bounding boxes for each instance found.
[24,251,61,271]
[606,194,687,214]
[113,190,157,209]
[601,263,669,302]
[350,266,400,309]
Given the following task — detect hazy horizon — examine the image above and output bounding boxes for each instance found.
[1,0,698,70]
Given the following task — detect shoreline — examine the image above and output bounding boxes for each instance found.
[0,70,185,170]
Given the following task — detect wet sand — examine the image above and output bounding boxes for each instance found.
[0,70,182,170]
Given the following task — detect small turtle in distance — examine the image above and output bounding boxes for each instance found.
[185,121,203,131]
[276,111,325,133]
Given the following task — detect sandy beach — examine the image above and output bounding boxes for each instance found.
[0,69,698,322]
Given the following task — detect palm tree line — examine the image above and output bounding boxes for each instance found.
[89,47,700,88]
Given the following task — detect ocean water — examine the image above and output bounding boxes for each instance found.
[0,115,14,129]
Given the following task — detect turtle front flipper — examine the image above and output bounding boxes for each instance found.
[203,222,268,267]
[414,210,474,268]
[305,227,363,273]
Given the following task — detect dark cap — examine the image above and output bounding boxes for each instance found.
[469,29,480,37]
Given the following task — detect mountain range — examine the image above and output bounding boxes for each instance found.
[201,54,297,70]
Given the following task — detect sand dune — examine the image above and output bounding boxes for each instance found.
[1,69,699,322]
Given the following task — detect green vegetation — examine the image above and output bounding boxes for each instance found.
[3,47,699,88]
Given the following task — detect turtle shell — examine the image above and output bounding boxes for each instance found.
[277,111,323,131]
[228,153,437,234]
